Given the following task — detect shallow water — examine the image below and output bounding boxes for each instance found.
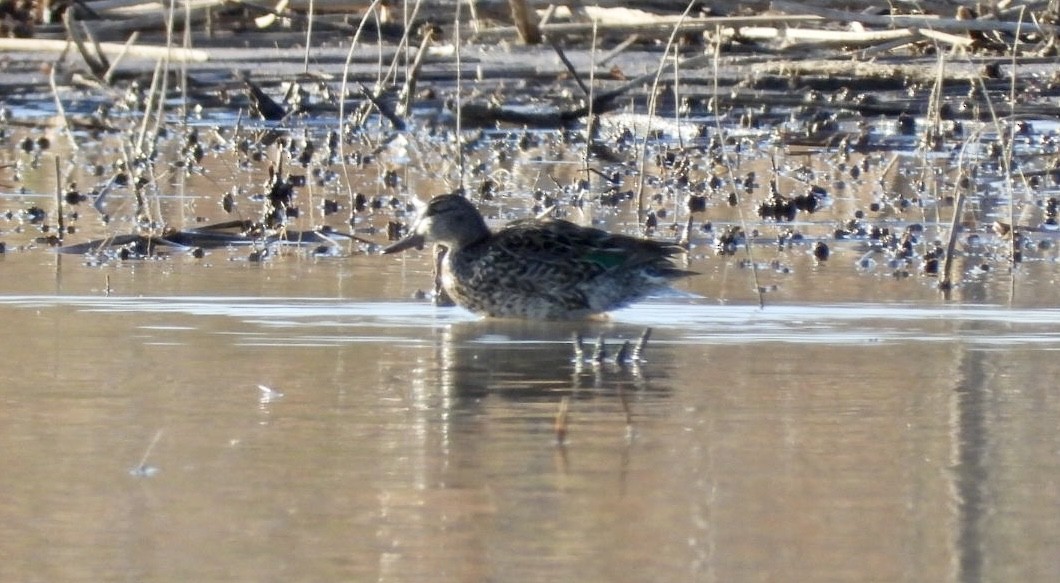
[1,250,1059,582]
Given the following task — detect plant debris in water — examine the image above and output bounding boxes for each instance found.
[0,1,1057,293]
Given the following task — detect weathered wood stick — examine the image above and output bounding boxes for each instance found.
[0,38,209,62]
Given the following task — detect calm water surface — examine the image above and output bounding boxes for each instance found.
[1,251,1059,582]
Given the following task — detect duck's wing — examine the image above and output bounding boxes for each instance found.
[491,219,693,278]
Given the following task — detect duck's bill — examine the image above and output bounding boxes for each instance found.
[382,233,426,254]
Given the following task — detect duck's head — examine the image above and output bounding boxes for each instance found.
[383,194,490,254]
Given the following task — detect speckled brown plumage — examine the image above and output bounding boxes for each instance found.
[384,194,694,319]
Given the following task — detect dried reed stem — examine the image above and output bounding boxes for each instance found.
[636,0,697,221]
[711,32,763,309]
[397,24,433,117]
[47,63,78,152]
[337,0,384,210]
[54,156,65,241]
[508,0,541,44]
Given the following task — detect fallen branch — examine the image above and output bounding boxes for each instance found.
[720,25,915,46]
[0,38,209,62]
[468,14,824,42]
[771,0,1060,38]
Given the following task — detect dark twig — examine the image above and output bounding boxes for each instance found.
[64,9,109,78]
[550,40,590,97]
[54,157,64,242]
[358,83,406,130]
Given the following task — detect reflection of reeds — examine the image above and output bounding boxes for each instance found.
[554,395,570,445]
[939,8,1028,293]
[130,429,164,477]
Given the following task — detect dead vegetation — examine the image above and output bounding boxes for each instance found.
[1,1,1059,297]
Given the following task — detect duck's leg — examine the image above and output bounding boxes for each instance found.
[432,244,455,307]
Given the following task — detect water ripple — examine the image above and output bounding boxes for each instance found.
[2,295,1059,346]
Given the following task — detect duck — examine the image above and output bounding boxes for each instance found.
[383,194,695,320]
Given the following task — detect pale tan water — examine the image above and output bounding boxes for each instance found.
[1,248,1059,582]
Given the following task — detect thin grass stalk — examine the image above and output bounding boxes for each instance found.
[349,7,389,128]
[54,156,65,241]
[636,49,663,220]
[303,0,314,73]
[365,7,384,129]
[396,0,427,108]
[398,28,432,117]
[636,0,696,221]
[582,18,597,187]
[443,0,469,31]
[710,30,763,309]
[959,40,1025,278]
[135,58,163,158]
[337,0,384,212]
[454,0,464,192]
[47,60,78,152]
[178,0,192,226]
[149,55,170,148]
[923,50,946,229]
[181,0,191,123]
[938,199,960,291]
[939,133,979,292]
[1006,9,1026,299]
[672,44,682,227]
[102,31,140,85]
[145,152,166,233]
[673,48,683,152]
[382,0,425,85]
[146,0,176,228]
